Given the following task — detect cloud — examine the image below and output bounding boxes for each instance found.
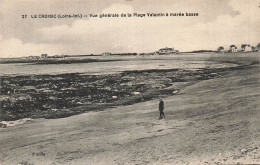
[0,0,115,41]
[0,37,62,58]
[36,2,259,53]
[36,3,200,53]
[129,0,241,22]
[0,0,259,57]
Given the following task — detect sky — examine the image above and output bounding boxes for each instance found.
[0,0,259,57]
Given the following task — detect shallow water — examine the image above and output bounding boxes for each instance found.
[0,59,237,76]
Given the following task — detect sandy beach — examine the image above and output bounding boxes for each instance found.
[0,53,260,165]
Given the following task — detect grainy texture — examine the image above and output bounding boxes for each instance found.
[0,53,259,164]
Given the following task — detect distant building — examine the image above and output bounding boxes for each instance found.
[41,54,48,58]
[229,45,237,52]
[257,43,260,51]
[241,44,252,52]
[102,52,111,56]
[27,56,40,59]
[252,46,259,52]
[156,47,178,55]
[218,46,224,53]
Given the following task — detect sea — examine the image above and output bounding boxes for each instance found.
[0,55,238,76]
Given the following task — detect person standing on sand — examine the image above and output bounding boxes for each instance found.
[159,97,165,119]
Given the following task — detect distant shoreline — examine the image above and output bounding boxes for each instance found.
[0,58,119,64]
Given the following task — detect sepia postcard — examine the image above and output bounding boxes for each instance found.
[0,0,260,164]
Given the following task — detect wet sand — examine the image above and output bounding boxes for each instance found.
[0,53,260,164]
